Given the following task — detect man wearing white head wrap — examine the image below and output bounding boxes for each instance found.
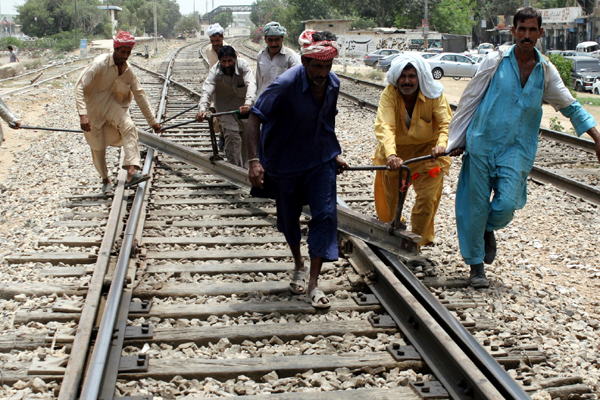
[255,22,300,95]
[372,53,452,247]
[203,23,227,68]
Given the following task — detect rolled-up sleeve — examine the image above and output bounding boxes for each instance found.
[433,94,452,148]
[560,102,596,136]
[374,86,399,159]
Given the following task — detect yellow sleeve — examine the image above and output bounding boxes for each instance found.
[374,85,399,159]
[433,94,452,148]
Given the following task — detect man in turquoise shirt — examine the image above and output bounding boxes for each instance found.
[453,7,600,288]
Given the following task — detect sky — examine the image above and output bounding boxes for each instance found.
[0,0,253,17]
[1,0,21,15]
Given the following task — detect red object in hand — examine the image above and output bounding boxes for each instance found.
[427,167,441,178]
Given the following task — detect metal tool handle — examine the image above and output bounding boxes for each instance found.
[341,148,464,171]
[19,125,83,133]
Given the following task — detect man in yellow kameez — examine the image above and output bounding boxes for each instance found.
[75,30,161,193]
[373,53,452,247]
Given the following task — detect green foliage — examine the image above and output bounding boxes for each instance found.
[549,116,565,132]
[18,0,181,39]
[111,0,181,38]
[212,11,233,30]
[430,0,474,35]
[175,13,201,35]
[349,15,377,30]
[548,53,573,90]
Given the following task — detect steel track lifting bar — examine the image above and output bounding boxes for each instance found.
[138,130,422,256]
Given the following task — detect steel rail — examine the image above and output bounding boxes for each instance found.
[0,65,87,98]
[344,234,510,400]
[56,170,128,400]
[78,42,196,399]
[529,165,600,205]
[137,129,422,255]
[371,245,531,399]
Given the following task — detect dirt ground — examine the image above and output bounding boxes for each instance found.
[334,64,599,141]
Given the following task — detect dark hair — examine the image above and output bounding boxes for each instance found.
[217,45,237,59]
[210,32,223,38]
[514,7,542,29]
[312,30,336,42]
[7,46,12,51]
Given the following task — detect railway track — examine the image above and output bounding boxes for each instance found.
[0,39,596,399]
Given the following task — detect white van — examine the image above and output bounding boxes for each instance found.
[576,41,600,53]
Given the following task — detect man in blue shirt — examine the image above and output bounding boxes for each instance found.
[247,30,348,309]
[450,7,600,288]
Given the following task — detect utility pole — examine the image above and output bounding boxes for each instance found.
[153,0,158,55]
[423,0,428,49]
[75,0,78,41]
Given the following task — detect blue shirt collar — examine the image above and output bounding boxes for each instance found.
[504,44,546,65]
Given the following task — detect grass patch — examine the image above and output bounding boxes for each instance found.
[577,96,600,106]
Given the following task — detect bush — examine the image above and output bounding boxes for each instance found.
[548,53,574,91]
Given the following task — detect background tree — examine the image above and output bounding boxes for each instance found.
[175,13,201,35]
[77,1,109,36]
[430,0,474,35]
[212,10,234,30]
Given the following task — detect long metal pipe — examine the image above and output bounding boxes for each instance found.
[79,42,191,399]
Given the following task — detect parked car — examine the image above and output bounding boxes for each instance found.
[566,56,600,92]
[561,50,594,58]
[377,53,402,71]
[477,43,494,54]
[592,77,600,94]
[466,54,486,64]
[377,51,438,72]
[426,53,479,79]
[364,49,401,67]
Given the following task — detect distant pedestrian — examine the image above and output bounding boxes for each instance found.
[8,46,18,63]
[75,30,161,194]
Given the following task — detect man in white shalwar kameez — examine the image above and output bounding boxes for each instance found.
[75,30,161,193]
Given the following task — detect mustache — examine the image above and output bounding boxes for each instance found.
[521,38,533,43]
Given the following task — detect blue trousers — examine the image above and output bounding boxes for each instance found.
[272,158,339,262]
[456,152,528,265]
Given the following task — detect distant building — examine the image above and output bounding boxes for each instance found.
[0,16,22,38]
[97,5,123,35]
[302,19,353,37]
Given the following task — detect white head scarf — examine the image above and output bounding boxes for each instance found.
[385,53,444,99]
[207,23,224,37]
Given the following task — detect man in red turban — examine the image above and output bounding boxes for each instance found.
[247,30,349,309]
[75,30,161,193]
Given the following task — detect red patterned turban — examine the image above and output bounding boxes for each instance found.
[114,30,135,49]
[298,30,339,60]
